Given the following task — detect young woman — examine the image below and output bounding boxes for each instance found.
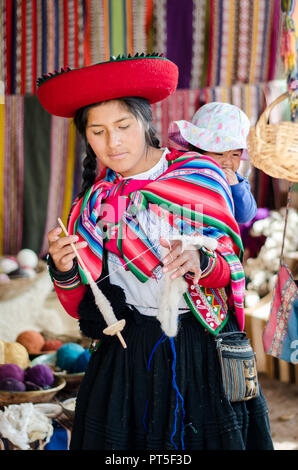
[37,54,273,451]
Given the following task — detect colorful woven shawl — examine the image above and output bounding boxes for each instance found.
[67,149,245,333]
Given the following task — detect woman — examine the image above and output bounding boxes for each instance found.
[37,54,273,450]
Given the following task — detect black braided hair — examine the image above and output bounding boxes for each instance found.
[74,97,161,199]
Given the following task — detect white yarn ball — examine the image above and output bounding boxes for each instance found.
[0,257,18,274]
[21,267,37,278]
[17,249,38,269]
[0,273,11,283]
[245,291,260,308]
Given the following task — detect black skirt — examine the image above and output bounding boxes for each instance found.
[70,306,274,451]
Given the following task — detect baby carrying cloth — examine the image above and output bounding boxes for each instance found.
[67,149,246,333]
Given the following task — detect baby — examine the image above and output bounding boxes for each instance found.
[168,102,257,224]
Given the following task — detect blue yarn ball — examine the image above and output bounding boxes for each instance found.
[56,343,85,373]
[74,349,91,373]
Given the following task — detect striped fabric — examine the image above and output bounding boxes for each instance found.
[39,115,75,255]
[0,1,4,87]
[0,95,83,257]
[156,0,283,88]
[0,102,5,252]
[2,0,152,95]
[2,1,284,94]
[52,270,82,290]
[0,96,24,255]
[67,149,246,332]
[0,79,287,257]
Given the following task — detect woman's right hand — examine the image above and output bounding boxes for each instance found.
[48,226,88,272]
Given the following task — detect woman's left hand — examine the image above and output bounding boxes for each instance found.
[160,237,201,284]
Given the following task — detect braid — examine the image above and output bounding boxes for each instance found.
[78,144,98,199]
[74,106,99,199]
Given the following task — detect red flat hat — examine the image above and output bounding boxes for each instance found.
[37,54,178,118]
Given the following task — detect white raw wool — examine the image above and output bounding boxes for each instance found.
[158,235,217,337]
[85,270,119,327]
[157,263,187,337]
[0,403,53,450]
[245,207,298,298]
[0,270,67,342]
[176,234,218,252]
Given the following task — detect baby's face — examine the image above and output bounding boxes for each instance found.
[203,149,242,172]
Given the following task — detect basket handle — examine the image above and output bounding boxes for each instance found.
[256,91,289,128]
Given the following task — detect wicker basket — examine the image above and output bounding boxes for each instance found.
[0,376,66,406]
[247,92,298,182]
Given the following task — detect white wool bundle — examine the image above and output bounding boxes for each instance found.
[244,207,298,299]
[157,266,187,338]
[157,235,217,337]
[0,403,53,450]
[244,291,261,308]
[85,270,118,327]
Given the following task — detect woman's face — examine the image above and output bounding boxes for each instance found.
[85,100,149,177]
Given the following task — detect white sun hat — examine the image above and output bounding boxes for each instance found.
[168,102,251,160]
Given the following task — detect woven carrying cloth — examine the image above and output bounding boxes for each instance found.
[263,183,298,361]
[263,263,298,362]
[67,149,246,333]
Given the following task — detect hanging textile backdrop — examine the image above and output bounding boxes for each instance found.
[0,80,288,257]
[0,0,283,93]
[0,0,290,257]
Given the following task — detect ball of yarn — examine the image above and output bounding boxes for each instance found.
[56,343,85,373]
[16,330,45,354]
[0,256,18,274]
[16,249,38,269]
[2,341,30,369]
[24,364,54,388]
[0,273,10,283]
[42,339,63,352]
[74,349,91,373]
[0,363,25,382]
[20,267,36,278]
[0,378,26,391]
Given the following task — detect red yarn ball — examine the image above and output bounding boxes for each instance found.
[16,330,45,354]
